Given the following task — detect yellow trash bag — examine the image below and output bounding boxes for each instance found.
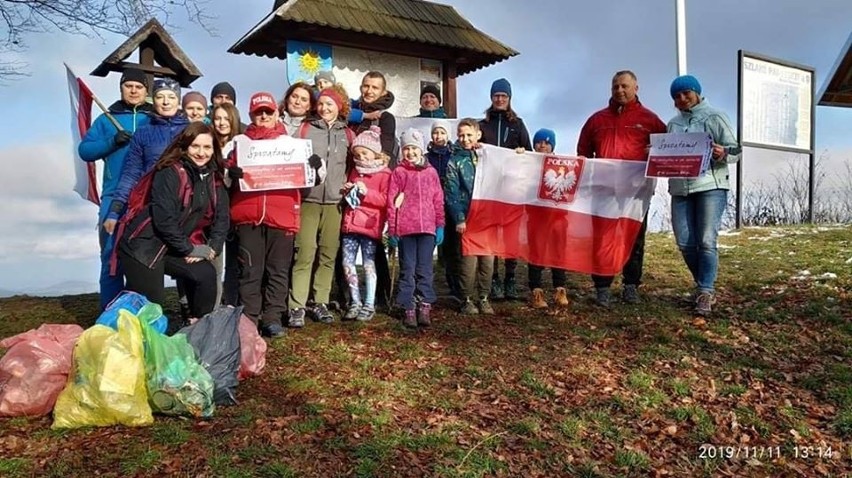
[52,310,153,428]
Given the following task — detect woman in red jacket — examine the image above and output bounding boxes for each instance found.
[340,126,391,322]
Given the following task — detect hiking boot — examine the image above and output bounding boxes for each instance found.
[622,284,640,304]
[490,279,504,300]
[417,302,432,327]
[530,288,548,309]
[356,305,375,322]
[554,287,571,307]
[343,303,361,321]
[478,297,495,315]
[595,288,612,308]
[311,303,335,324]
[460,298,479,315]
[288,308,306,328]
[695,292,714,316]
[504,277,519,300]
[403,309,418,328]
[261,322,287,339]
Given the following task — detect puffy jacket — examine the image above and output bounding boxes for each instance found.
[341,168,391,240]
[667,99,741,196]
[388,161,444,237]
[78,100,152,222]
[110,112,191,215]
[119,158,229,268]
[479,110,532,151]
[228,123,302,232]
[444,144,478,224]
[426,142,453,185]
[300,118,352,204]
[576,98,666,161]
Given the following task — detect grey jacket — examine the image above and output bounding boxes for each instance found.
[301,118,351,204]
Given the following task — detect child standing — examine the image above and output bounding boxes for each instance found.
[426,121,463,301]
[387,128,445,328]
[445,119,495,315]
[341,126,392,321]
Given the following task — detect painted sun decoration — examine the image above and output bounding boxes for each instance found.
[286,40,333,85]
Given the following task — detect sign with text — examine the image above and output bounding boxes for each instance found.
[233,135,314,191]
[646,132,712,178]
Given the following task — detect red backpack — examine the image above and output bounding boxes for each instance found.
[109,163,192,275]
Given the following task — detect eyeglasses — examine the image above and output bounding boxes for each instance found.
[254,109,275,117]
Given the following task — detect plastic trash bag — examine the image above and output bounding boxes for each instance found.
[178,306,241,406]
[0,324,84,417]
[237,314,267,381]
[142,322,214,417]
[52,311,152,429]
[97,291,167,334]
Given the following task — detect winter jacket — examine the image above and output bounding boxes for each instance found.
[228,123,302,232]
[576,98,666,161]
[444,144,478,225]
[78,100,153,222]
[110,112,191,215]
[666,99,741,196]
[352,92,397,160]
[479,110,532,151]
[418,107,448,118]
[341,168,391,240]
[119,157,229,268]
[387,160,444,237]
[301,118,353,204]
[426,142,453,185]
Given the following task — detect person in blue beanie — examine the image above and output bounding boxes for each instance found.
[479,78,532,301]
[666,75,740,316]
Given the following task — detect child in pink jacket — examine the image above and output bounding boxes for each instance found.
[387,128,445,328]
[341,126,392,322]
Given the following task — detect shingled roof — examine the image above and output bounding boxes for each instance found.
[818,32,852,107]
[229,0,518,75]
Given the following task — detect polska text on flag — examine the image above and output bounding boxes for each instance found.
[462,145,654,276]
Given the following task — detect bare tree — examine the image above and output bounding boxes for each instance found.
[0,0,215,79]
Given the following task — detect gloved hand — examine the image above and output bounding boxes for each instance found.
[435,226,444,246]
[308,154,322,170]
[189,244,215,260]
[227,167,244,180]
[114,130,132,146]
[388,236,399,249]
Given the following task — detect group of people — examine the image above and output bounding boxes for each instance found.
[80,66,739,338]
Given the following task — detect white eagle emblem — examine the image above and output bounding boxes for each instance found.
[543,166,577,201]
[538,155,584,204]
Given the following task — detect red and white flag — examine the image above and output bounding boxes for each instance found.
[65,64,100,205]
[462,145,654,276]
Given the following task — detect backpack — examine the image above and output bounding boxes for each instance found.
[109,163,192,275]
[298,121,357,173]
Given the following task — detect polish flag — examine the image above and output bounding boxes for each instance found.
[65,64,100,205]
[462,145,654,276]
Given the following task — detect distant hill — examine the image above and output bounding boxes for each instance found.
[0,281,98,298]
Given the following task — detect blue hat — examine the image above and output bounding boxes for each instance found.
[533,128,556,149]
[670,75,701,98]
[490,78,512,98]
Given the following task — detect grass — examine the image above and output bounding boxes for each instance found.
[0,225,850,477]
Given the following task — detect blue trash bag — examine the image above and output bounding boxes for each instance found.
[97,291,168,334]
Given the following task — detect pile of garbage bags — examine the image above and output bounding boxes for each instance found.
[0,291,268,429]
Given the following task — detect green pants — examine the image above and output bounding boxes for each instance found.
[290,203,342,308]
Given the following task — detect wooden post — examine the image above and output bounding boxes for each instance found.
[443,61,458,118]
[139,41,156,88]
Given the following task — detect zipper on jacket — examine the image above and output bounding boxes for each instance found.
[497,116,503,147]
[148,244,167,268]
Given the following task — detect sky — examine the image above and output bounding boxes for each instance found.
[0,0,850,293]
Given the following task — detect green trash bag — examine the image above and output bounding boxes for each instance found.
[142,322,215,418]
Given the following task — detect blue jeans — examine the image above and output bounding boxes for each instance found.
[671,189,728,293]
[99,227,124,310]
[342,233,378,307]
[396,234,437,310]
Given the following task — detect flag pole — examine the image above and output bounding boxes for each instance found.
[64,63,125,132]
[676,0,687,75]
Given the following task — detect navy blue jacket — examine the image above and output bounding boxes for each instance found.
[479,110,532,151]
[426,142,453,185]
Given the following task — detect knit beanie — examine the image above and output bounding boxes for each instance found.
[314,70,335,86]
[400,128,425,151]
[533,128,556,150]
[670,75,702,98]
[182,91,207,109]
[120,68,148,89]
[431,120,449,135]
[490,78,512,97]
[420,83,441,103]
[152,78,181,99]
[210,81,237,103]
[352,125,383,155]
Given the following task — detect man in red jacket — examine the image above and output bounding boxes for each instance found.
[576,70,666,307]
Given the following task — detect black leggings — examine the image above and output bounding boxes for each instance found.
[120,249,217,318]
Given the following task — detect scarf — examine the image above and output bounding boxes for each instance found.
[354,157,387,175]
[244,122,287,140]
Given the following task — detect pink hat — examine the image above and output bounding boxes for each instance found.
[181,91,207,109]
[352,126,382,154]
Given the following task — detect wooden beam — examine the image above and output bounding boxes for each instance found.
[443,61,457,119]
[139,43,156,89]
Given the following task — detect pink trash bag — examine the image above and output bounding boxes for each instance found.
[0,324,84,417]
[237,314,266,381]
